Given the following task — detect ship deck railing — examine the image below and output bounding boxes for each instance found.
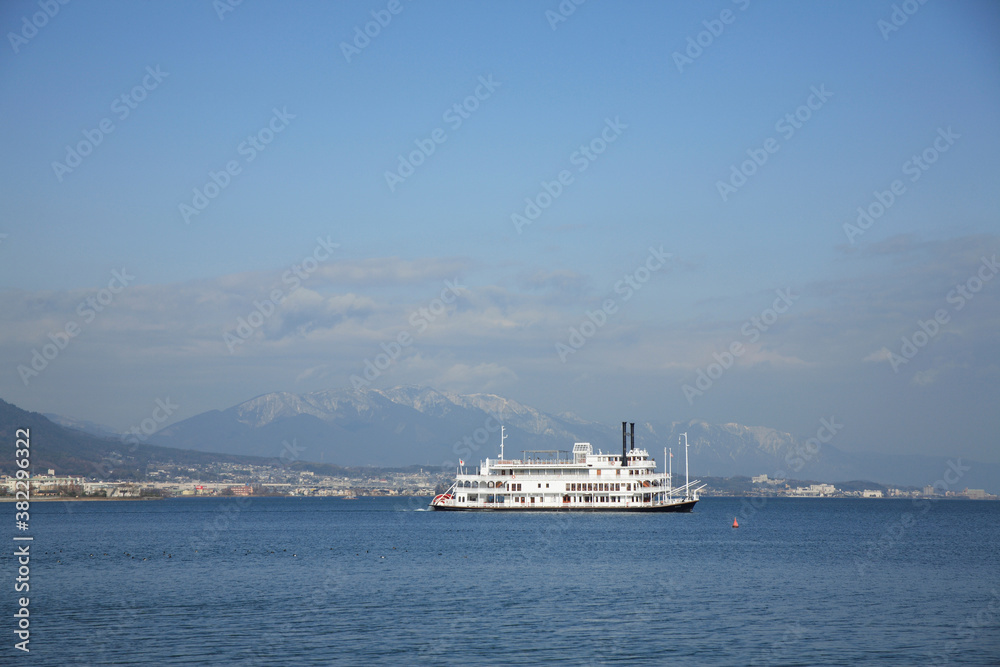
[487,461,655,468]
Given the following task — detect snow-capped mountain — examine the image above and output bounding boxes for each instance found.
[147,386,1000,490]
[153,386,606,467]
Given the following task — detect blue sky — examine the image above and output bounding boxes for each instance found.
[1,0,998,464]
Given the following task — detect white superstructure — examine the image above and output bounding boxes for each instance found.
[430,423,705,512]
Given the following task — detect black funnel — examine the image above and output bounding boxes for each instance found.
[622,421,627,467]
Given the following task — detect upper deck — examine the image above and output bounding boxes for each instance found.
[478,442,656,477]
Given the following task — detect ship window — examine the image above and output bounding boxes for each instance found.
[472,481,479,488]
[545,484,549,488]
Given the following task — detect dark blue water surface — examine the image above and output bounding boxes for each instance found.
[2,496,998,665]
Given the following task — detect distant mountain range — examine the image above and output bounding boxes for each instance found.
[0,399,266,479]
[9,386,998,493]
[127,386,996,492]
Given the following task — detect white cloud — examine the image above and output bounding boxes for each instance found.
[863,348,893,364]
[911,369,940,386]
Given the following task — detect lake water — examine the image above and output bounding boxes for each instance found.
[3,496,998,665]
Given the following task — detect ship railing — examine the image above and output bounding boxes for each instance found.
[667,479,705,499]
[492,458,574,466]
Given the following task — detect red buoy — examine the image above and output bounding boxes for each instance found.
[732,517,739,528]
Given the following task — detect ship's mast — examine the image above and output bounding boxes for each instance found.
[668,446,672,500]
[681,432,690,500]
[500,425,507,460]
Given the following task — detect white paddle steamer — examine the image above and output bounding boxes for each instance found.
[430,422,704,512]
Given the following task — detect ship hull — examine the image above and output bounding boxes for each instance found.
[429,499,697,513]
